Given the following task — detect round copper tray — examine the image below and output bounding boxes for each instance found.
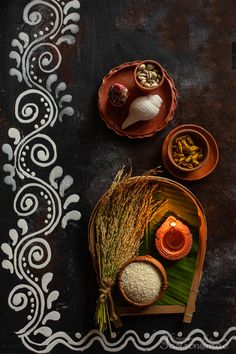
[162,124,219,181]
[98,61,177,139]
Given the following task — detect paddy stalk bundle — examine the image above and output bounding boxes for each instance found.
[93,169,162,333]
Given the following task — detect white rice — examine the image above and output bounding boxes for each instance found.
[120,261,162,304]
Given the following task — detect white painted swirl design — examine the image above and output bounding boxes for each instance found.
[2,0,82,352]
[15,89,54,125]
[1,0,235,352]
[15,192,39,216]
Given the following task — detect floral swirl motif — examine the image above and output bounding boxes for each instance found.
[15,89,55,125]
[2,0,82,352]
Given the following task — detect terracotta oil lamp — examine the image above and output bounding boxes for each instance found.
[155,216,193,260]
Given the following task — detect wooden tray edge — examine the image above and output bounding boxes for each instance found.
[117,305,186,317]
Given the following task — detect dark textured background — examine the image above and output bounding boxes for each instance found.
[0,0,236,353]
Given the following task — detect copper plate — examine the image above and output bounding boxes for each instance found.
[98,61,177,139]
[162,124,219,181]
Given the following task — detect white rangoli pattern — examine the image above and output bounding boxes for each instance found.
[1,0,236,352]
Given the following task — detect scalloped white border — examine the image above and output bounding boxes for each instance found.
[1,0,235,352]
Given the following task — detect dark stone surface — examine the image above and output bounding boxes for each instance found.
[0,0,236,353]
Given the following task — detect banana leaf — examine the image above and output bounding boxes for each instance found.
[139,182,200,306]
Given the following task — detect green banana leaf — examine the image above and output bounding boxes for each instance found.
[140,182,199,306]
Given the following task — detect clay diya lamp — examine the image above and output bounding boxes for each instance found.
[108,82,129,107]
[155,216,193,260]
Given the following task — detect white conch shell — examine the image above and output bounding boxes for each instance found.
[121,94,163,130]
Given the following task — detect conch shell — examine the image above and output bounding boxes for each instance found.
[121,94,163,130]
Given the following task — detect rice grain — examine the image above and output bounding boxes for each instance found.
[120,261,162,304]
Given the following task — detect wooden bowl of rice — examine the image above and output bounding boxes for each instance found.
[117,255,168,307]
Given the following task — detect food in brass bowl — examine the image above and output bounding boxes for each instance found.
[134,60,164,92]
[118,255,168,307]
[167,128,209,172]
[155,216,193,260]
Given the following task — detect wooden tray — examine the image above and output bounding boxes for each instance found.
[88,177,207,323]
[98,61,177,138]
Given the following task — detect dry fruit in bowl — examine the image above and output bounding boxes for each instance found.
[134,60,164,92]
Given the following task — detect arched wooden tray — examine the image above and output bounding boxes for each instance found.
[88,177,207,323]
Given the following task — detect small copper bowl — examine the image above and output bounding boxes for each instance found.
[118,255,168,307]
[133,60,165,92]
[155,216,193,261]
[167,127,209,172]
